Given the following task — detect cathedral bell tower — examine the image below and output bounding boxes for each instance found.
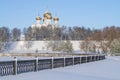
[43,10,52,26]
[53,16,59,28]
[36,15,42,24]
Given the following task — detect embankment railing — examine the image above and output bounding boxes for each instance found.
[0,54,105,76]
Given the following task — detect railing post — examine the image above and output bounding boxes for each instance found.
[100,55,102,60]
[63,57,66,67]
[97,55,99,61]
[35,56,38,72]
[94,55,96,61]
[86,55,88,63]
[100,55,101,60]
[51,57,54,69]
[103,55,105,59]
[72,56,74,65]
[13,57,17,75]
[90,55,92,62]
[99,55,101,60]
[93,55,95,61]
[79,56,81,64]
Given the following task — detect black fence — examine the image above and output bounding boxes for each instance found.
[0,55,105,76]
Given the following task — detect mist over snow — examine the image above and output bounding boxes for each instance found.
[4,41,85,53]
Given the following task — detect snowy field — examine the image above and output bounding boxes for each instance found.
[4,41,100,53]
[6,41,82,52]
[1,56,120,80]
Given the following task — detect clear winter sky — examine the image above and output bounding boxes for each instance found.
[0,0,120,30]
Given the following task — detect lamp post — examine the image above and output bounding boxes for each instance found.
[13,57,17,75]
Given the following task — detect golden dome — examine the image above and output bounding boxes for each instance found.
[44,11,52,19]
[54,16,59,21]
[36,16,42,20]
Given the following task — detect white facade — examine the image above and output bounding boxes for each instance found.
[31,10,59,29]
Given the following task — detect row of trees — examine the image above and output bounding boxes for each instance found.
[0,27,21,50]
[0,25,119,42]
[0,25,120,54]
[0,27,21,42]
[23,25,92,41]
[24,25,120,41]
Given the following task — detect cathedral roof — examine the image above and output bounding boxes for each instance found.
[36,15,42,20]
[54,16,59,21]
[44,11,52,19]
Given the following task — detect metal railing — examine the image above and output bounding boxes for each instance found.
[0,54,105,76]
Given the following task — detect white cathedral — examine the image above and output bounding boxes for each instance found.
[31,10,59,29]
[20,10,59,41]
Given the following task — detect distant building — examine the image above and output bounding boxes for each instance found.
[31,10,59,29]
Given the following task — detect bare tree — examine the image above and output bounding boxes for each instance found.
[12,28,21,41]
[24,27,33,41]
[0,27,10,50]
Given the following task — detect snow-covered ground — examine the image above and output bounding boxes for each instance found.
[3,41,102,54]
[4,41,83,53]
[1,56,120,80]
[4,41,101,53]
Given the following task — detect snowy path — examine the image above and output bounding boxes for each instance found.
[1,56,120,80]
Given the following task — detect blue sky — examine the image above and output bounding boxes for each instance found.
[0,0,120,29]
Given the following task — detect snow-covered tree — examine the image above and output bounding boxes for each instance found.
[46,40,73,52]
[80,39,97,53]
[110,38,120,53]
[62,40,73,52]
